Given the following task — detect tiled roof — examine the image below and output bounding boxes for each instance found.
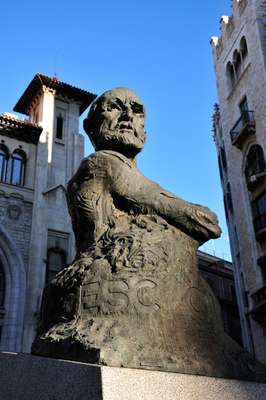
[0,114,42,145]
[197,250,233,278]
[13,73,97,116]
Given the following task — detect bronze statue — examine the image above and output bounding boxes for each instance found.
[32,88,266,382]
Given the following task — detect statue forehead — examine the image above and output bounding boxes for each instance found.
[100,88,144,105]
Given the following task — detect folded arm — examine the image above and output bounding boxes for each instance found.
[105,152,221,244]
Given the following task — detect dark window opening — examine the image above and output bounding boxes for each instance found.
[0,261,5,307]
[46,232,69,286]
[245,144,266,180]
[218,155,223,181]
[240,36,248,59]
[226,182,234,213]
[220,146,227,172]
[230,285,236,302]
[243,290,249,308]
[0,145,8,183]
[252,191,266,234]
[56,115,64,140]
[46,246,67,285]
[233,50,242,80]
[252,192,266,219]
[226,61,235,90]
[223,195,229,220]
[239,96,248,114]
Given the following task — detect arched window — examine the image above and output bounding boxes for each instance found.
[9,149,26,186]
[226,182,234,213]
[0,144,9,183]
[240,36,248,60]
[245,144,266,181]
[226,61,235,90]
[233,49,242,80]
[0,261,5,308]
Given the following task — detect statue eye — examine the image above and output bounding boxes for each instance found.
[107,102,121,111]
[131,103,144,115]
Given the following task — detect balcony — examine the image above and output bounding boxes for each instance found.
[250,285,266,322]
[230,110,255,148]
[253,212,266,241]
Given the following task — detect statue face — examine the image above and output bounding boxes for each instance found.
[84,88,146,158]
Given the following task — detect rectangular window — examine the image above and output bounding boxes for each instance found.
[56,115,64,140]
[46,230,69,284]
[239,96,248,114]
[252,192,266,219]
[226,182,234,213]
[11,158,24,185]
[221,145,227,172]
[230,285,236,302]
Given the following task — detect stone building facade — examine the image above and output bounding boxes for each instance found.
[211,0,266,362]
[198,251,242,346]
[0,74,96,352]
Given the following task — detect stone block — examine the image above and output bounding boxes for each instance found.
[0,352,266,400]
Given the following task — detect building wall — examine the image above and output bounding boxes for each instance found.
[198,251,243,346]
[0,135,37,351]
[0,79,86,352]
[22,89,84,351]
[211,0,266,362]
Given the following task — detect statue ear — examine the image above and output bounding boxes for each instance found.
[83,118,96,149]
[83,118,91,135]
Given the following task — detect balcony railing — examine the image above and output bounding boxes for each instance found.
[251,285,266,322]
[230,110,255,148]
[254,212,266,240]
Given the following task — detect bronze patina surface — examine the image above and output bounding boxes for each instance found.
[32,88,266,382]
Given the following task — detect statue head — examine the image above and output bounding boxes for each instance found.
[84,88,146,158]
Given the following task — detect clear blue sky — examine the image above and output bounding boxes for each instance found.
[0,0,233,259]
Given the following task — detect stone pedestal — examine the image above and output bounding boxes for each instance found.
[0,352,266,400]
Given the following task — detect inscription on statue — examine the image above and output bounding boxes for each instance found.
[81,278,159,315]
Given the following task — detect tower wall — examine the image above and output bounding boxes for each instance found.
[211,0,266,361]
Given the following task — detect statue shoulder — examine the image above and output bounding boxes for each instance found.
[82,151,134,180]
[81,150,132,169]
[93,150,133,168]
[68,151,132,191]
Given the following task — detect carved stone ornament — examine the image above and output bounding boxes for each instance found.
[32,88,266,382]
[7,205,21,220]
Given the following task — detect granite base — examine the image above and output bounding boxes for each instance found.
[0,352,266,400]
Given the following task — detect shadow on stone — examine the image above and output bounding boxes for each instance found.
[0,352,103,400]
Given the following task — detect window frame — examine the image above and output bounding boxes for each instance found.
[56,114,64,141]
[8,149,26,186]
[0,144,9,183]
[46,246,67,285]
[245,144,266,181]
[0,261,5,308]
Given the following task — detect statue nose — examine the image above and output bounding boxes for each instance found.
[121,108,133,121]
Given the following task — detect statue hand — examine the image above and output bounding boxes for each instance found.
[187,206,221,244]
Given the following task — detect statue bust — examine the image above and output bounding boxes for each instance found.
[32,88,266,382]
